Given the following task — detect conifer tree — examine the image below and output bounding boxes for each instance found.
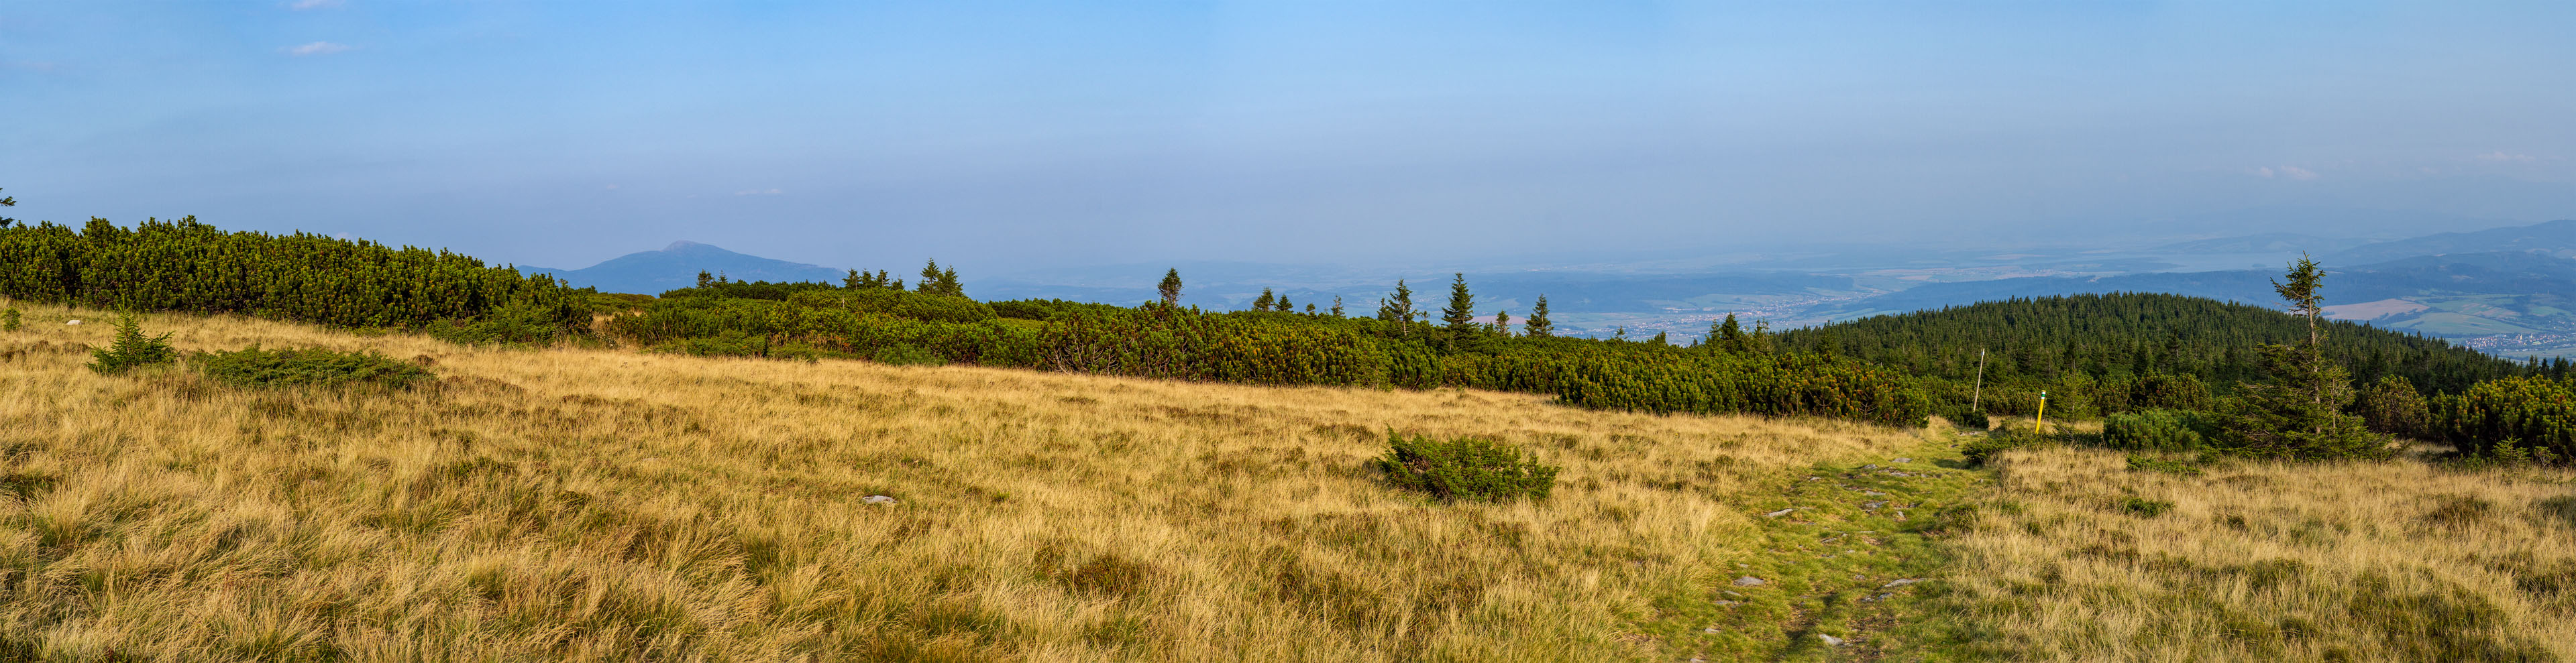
[717,272,730,284]
[918,259,942,293]
[1440,274,1476,334]
[2220,254,2385,459]
[1305,302,1318,315]
[1524,295,1554,338]
[1158,269,1183,307]
[1253,288,1275,312]
[1276,294,1292,312]
[1330,296,1344,317]
[1376,280,1415,324]
[0,187,17,228]
[1494,310,1512,336]
[844,269,863,289]
[697,270,714,288]
[939,266,962,297]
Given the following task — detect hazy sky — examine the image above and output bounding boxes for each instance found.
[4,1,2571,274]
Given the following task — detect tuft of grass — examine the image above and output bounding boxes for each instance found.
[2116,495,2174,518]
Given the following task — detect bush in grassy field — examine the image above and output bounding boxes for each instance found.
[2103,409,2214,452]
[194,345,434,389]
[1963,426,2053,467]
[1948,410,1990,430]
[87,315,177,374]
[2430,375,2576,463]
[2,306,18,331]
[2355,375,2431,439]
[425,299,580,347]
[868,344,945,367]
[1373,432,1558,502]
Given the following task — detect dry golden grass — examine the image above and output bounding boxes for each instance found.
[0,307,1937,662]
[1937,445,2576,662]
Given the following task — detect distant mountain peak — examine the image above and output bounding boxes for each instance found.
[527,241,842,294]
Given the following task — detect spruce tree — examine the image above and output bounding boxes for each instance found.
[844,269,863,289]
[0,187,16,228]
[1253,288,1275,312]
[696,270,714,288]
[1524,295,1553,338]
[1305,302,1317,314]
[1158,269,1183,307]
[1376,280,1415,324]
[1277,294,1293,312]
[1440,274,1475,334]
[939,266,962,297]
[1330,296,1344,317]
[918,259,942,293]
[1494,310,1512,336]
[2220,254,2387,459]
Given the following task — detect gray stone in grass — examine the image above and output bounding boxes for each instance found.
[861,495,898,505]
[1817,634,1846,647]
[1764,508,1797,518]
[1862,491,1887,496]
[64,320,81,325]
[1713,600,1742,607]
[1732,576,1766,587]
[1864,501,1887,511]
[1883,578,1925,588]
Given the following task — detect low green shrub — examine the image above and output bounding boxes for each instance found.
[1948,410,1990,430]
[2117,496,2174,518]
[2429,375,2576,464]
[1373,432,1558,502]
[2103,409,2215,452]
[87,315,176,374]
[425,299,578,347]
[2,307,18,331]
[869,344,945,367]
[195,345,434,389]
[2125,454,2204,476]
[1962,427,2052,467]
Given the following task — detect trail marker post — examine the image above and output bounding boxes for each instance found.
[2035,390,2048,434]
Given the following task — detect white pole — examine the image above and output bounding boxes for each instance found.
[1971,348,1988,412]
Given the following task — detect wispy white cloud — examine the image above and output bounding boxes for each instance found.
[286,0,343,9]
[285,42,352,56]
[734,188,784,196]
[2475,151,2540,163]
[2251,166,2318,180]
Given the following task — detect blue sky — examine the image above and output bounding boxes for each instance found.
[3,1,2571,274]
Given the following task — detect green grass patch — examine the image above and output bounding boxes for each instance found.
[1639,440,1991,661]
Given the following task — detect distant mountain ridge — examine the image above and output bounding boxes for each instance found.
[525,241,844,294]
[2327,219,2576,265]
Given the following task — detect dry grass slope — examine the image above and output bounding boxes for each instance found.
[0,307,1936,662]
[1937,446,2576,662]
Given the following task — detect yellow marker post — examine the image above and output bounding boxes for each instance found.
[2035,390,2048,434]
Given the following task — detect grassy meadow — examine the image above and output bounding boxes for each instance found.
[1933,446,2576,662]
[0,306,1955,662]
[7,304,2575,662]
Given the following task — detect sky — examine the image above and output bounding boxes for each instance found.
[3,1,2571,275]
